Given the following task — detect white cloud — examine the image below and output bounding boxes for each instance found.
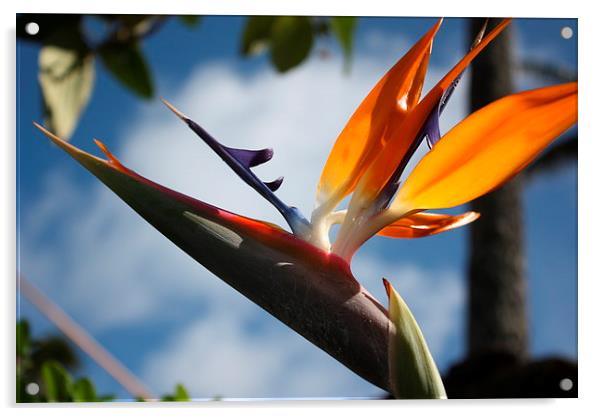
[141,310,386,398]
[139,253,463,398]
[20,36,468,398]
[351,255,464,362]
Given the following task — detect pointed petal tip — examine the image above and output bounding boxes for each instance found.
[471,19,489,49]
[33,121,117,172]
[455,211,481,228]
[382,278,392,298]
[264,176,284,192]
[377,210,481,239]
[93,138,127,171]
[161,98,189,122]
[315,17,444,210]
[33,121,57,141]
[424,17,443,44]
[93,138,110,155]
[33,121,76,153]
[467,211,481,221]
[265,147,275,159]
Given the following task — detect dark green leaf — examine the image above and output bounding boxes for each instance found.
[38,45,95,139]
[270,16,314,72]
[330,17,357,72]
[99,42,154,99]
[97,394,116,401]
[179,15,202,28]
[115,15,153,28]
[174,383,190,401]
[31,336,78,370]
[161,383,189,401]
[241,15,276,55]
[41,361,73,402]
[72,378,97,402]
[16,320,31,358]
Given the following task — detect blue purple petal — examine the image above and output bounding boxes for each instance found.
[224,146,274,168]
[264,176,284,192]
[163,100,311,237]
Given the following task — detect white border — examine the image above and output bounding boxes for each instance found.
[4,1,600,415]
[12,0,580,17]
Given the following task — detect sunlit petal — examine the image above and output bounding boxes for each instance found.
[377,211,479,238]
[392,82,577,212]
[314,19,443,210]
[332,20,511,261]
[351,19,511,205]
[365,20,492,211]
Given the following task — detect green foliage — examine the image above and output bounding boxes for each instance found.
[19,14,172,140]
[41,361,74,402]
[99,42,154,99]
[17,319,82,402]
[241,15,358,73]
[161,383,190,401]
[16,319,188,402]
[37,27,95,140]
[20,13,358,138]
[30,335,79,370]
[179,15,202,28]
[270,16,314,73]
[38,360,108,402]
[241,16,277,56]
[16,319,102,403]
[16,320,31,358]
[330,17,357,72]
[72,377,98,402]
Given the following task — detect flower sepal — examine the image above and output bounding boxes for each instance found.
[384,279,447,399]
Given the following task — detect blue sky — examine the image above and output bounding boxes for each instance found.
[17,16,577,399]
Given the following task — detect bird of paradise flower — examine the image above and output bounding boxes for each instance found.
[34,18,577,399]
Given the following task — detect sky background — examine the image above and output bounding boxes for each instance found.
[16,16,577,400]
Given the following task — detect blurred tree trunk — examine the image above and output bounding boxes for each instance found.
[442,18,577,398]
[466,18,528,360]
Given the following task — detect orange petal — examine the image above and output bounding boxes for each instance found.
[392,82,578,212]
[315,19,443,209]
[377,211,480,238]
[352,19,512,204]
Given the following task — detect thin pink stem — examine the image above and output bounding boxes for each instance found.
[18,274,154,400]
